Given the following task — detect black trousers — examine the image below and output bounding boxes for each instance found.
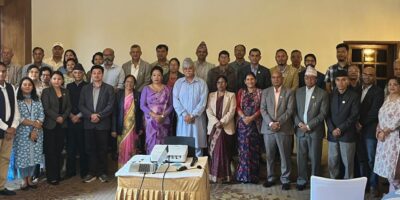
[85,129,108,176]
[66,121,88,178]
[44,125,65,182]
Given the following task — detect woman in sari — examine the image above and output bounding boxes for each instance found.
[112,75,142,168]
[374,77,400,192]
[14,77,44,189]
[235,72,262,183]
[206,75,236,183]
[140,66,173,154]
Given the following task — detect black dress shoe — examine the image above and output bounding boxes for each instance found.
[47,180,59,185]
[0,188,16,195]
[20,185,29,191]
[296,184,306,191]
[263,181,275,188]
[282,183,291,190]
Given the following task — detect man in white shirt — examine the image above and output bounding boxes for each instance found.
[0,62,20,196]
[102,48,125,92]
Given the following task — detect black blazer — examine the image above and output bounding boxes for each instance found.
[112,89,142,135]
[78,82,115,130]
[299,70,326,90]
[41,87,71,129]
[238,64,271,90]
[327,88,360,142]
[359,85,384,139]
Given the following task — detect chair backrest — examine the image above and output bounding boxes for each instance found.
[310,176,367,200]
[164,136,195,157]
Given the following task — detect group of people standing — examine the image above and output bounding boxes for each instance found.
[0,41,399,198]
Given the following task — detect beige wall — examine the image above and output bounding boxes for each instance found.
[32,0,400,72]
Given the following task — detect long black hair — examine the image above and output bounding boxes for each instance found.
[17,77,39,101]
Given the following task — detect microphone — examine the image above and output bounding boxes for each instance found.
[190,156,198,167]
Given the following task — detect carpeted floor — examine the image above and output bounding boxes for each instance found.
[0,140,387,200]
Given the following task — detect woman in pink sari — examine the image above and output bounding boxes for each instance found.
[112,75,142,168]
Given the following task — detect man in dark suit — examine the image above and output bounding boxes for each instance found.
[298,54,325,89]
[79,65,115,183]
[327,70,359,179]
[294,66,329,190]
[66,64,88,179]
[356,66,384,196]
[238,48,271,90]
[260,71,295,190]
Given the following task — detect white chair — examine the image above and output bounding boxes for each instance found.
[310,175,367,200]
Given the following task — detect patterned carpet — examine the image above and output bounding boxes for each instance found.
[0,176,306,200]
[0,140,385,200]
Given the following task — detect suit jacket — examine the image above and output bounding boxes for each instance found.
[327,88,360,142]
[359,84,384,139]
[206,91,236,135]
[294,86,329,139]
[238,64,271,90]
[78,82,115,130]
[41,87,71,129]
[121,59,151,92]
[299,70,326,90]
[260,86,295,135]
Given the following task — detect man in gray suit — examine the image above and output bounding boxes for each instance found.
[121,44,151,92]
[327,70,359,179]
[294,66,329,190]
[261,71,295,190]
[79,65,115,183]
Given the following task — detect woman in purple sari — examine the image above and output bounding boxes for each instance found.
[235,72,262,183]
[140,66,173,154]
[206,75,236,183]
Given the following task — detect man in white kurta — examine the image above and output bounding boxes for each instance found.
[173,58,208,156]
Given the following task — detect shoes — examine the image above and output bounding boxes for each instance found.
[296,184,306,191]
[82,175,97,183]
[0,188,16,196]
[369,187,380,198]
[20,185,29,191]
[99,174,109,183]
[282,183,291,190]
[262,181,275,188]
[47,180,59,185]
[28,184,38,189]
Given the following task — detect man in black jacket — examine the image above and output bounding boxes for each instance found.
[327,70,359,179]
[237,48,271,90]
[357,66,384,196]
[66,64,88,179]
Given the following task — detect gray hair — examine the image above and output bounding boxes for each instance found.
[182,57,194,69]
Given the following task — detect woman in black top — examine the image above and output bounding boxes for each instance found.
[41,71,71,185]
